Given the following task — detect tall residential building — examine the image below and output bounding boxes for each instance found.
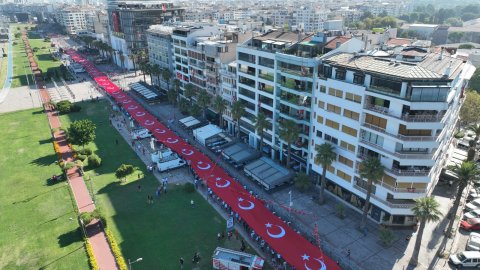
[146,25,175,90]
[292,7,328,32]
[219,61,237,134]
[55,8,93,35]
[236,29,476,226]
[107,1,184,69]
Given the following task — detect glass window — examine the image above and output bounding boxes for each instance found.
[324,133,338,145]
[337,169,352,182]
[353,73,365,85]
[340,140,356,152]
[325,119,340,130]
[338,155,354,167]
[365,113,387,129]
[343,109,359,120]
[327,103,341,114]
[335,69,346,80]
[317,116,324,124]
[345,92,362,103]
[328,88,343,98]
[342,125,358,137]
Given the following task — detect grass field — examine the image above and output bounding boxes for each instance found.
[11,24,33,88]
[60,100,261,269]
[0,42,8,90]
[0,108,88,270]
[29,34,62,76]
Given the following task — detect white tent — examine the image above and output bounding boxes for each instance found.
[193,124,222,146]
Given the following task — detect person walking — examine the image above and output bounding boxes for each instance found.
[179,257,184,269]
[191,199,195,208]
[137,184,142,192]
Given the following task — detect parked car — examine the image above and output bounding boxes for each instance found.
[461,218,480,231]
[465,199,480,212]
[464,209,480,220]
[449,251,480,267]
[467,233,480,251]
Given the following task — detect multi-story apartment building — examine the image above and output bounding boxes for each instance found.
[55,7,93,35]
[85,10,109,42]
[107,1,184,69]
[236,29,476,225]
[219,61,237,134]
[146,25,175,90]
[292,7,328,32]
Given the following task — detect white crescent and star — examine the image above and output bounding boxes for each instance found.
[166,138,179,144]
[136,112,146,117]
[127,105,138,110]
[144,120,154,126]
[122,100,132,104]
[181,148,194,156]
[197,161,212,170]
[117,94,126,98]
[154,128,166,134]
[112,91,120,95]
[265,223,286,239]
[302,254,326,270]
[215,177,231,188]
[237,197,255,210]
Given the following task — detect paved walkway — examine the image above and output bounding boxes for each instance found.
[22,31,118,270]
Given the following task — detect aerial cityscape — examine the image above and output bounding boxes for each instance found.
[1,0,480,269]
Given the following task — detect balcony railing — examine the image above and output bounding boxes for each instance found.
[280,67,312,77]
[259,73,274,81]
[352,184,416,208]
[362,123,438,142]
[400,113,446,122]
[279,95,311,108]
[363,104,399,119]
[384,166,431,177]
[359,138,434,159]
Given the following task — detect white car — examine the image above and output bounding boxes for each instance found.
[131,128,152,140]
[465,209,480,220]
[465,199,480,212]
[450,251,480,267]
[467,233,480,251]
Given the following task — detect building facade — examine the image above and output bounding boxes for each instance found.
[146,25,175,90]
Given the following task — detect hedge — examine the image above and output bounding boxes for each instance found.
[84,240,99,270]
[105,228,128,270]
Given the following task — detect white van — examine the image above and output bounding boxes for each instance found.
[467,233,480,251]
[450,251,480,267]
[131,128,152,140]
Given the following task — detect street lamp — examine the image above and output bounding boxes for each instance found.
[128,257,143,270]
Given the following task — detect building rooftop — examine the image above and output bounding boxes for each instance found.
[323,52,466,80]
[324,36,350,50]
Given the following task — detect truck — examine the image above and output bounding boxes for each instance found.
[131,128,152,140]
[151,148,186,172]
[212,247,264,270]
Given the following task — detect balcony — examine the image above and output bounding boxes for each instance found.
[189,60,205,69]
[258,83,274,95]
[359,138,433,159]
[353,182,416,208]
[384,166,430,177]
[259,72,274,81]
[400,112,446,122]
[278,77,312,93]
[279,94,311,108]
[364,104,399,119]
[362,123,438,142]
[239,77,255,88]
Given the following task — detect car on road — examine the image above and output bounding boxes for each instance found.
[464,209,480,220]
[465,199,480,212]
[467,233,480,251]
[461,218,480,231]
[449,251,480,267]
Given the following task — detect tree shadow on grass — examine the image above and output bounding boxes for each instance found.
[38,138,52,145]
[38,245,84,270]
[57,227,82,248]
[32,110,45,115]
[30,153,57,166]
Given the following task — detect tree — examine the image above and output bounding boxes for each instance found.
[128,51,139,76]
[314,143,336,204]
[178,98,189,114]
[150,64,161,87]
[459,44,475,49]
[470,69,480,92]
[448,32,464,43]
[190,104,202,117]
[231,101,245,138]
[445,17,463,27]
[115,164,135,182]
[253,112,269,153]
[119,51,126,71]
[460,90,480,126]
[161,68,172,91]
[146,63,154,83]
[68,119,96,149]
[358,157,384,230]
[409,197,442,266]
[184,83,196,104]
[213,95,226,128]
[468,124,480,144]
[294,172,311,192]
[445,161,479,236]
[196,89,211,119]
[139,62,147,82]
[279,119,301,169]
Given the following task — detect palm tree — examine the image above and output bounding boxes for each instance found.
[128,51,138,76]
[161,68,172,91]
[358,157,384,230]
[184,83,195,105]
[467,124,480,161]
[197,89,211,119]
[231,101,245,138]
[213,95,226,128]
[119,51,126,71]
[254,112,269,153]
[314,143,336,204]
[279,119,301,169]
[445,161,479,236]
[150,64,161,87]
[409,197,442,267]
[469,124,480,143]
[139,62,147,82]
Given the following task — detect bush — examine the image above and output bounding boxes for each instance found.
[378,227,395,247]
[105,228,128,270]
[183,183,195,193]
[84,240,100,270]
[115,164,135,182]
[77,148,93,156]
[454,131,465,139]
[335,203,346,219]
[56,100,73,114]
[88,154,102,168]
[77,154,87,161]
[79,209,106,227]
[294,172,312,192]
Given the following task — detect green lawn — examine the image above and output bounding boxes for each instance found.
[11,24,33,88]
[60,100,262,269]
[0,108,89,270]
[0,42,8,89]
[29,36,62,76]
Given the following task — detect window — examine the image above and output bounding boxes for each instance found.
[343,109,359,120]
[327,104,341,114]
[345,92,362,103]
[399,125,432,136]
[323,65,332,78]
[337,169,352,182]
[340,140,356,153]
[318,101,325,109]
[316,130,323,138]
[327,165,335,174]
[319,85,326,93]
[328,88,343,98]
[324,134,338,145]
[317,115,324,124]
[338,155,354,168]
[353,73,365,85]
[342,125,358,137]
[325,119,340,130]
[335,69,346,80]
[361,130,384,146]
[364,113,387,129]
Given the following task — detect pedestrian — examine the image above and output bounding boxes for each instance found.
[137,184,141,192]
[179,257,184,269]
[138,173,141,179]
[194,179,198,189]
[156,187,161,197]
[146,195,150,204]
[115,138,119,145]
[191,199,194,208]
[347,249,351,258]
[217,232,221,242]
[163,185,167,194]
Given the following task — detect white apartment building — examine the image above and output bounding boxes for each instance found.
[292,7,328,32]
[219,62,237,134]
[147,25,175,90]
[236,29,476,226]
[55,8,93,35]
